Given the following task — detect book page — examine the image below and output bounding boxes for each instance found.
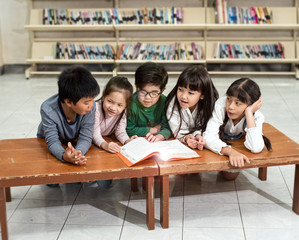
[150,139,199,161]
[120,137,154,164]
[120,138,199,165]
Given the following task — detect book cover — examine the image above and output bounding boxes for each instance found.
[117,138,200,167]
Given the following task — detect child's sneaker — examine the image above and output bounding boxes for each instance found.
[46,184,59,187]
[221,171,240,180]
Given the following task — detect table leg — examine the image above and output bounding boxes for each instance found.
[292,164,299,214]
[160,175,169,228]
[146,176,155,230]
[5,188,11,202]
[258,167,267,181]
[0,187,8,240]
[142,177,146,191]
[131,178,138,192]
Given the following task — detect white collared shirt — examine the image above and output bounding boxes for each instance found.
[203,96,265,154]
[166,97,202,142]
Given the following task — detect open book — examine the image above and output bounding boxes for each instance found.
[117,137,200,167]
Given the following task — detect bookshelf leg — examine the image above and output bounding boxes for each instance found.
[160,175,169,228]
[25,64,36,80]
[146,176,155,230]
[296,66,299,80]
[258,167,267,181]
[112,65,118,76]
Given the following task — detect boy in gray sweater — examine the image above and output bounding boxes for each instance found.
[37,66,100,166]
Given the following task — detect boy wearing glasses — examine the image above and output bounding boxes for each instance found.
[126,62,171,142]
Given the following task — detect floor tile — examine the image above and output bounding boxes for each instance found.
[236,181,292,204]
[240,203,299,228]
[245,228,299,240]
[9,199,72,224]
[59,225,122,240]
[183,227,245,240]
[66,200,127,226]
[184,203,242,228]
[7,223,62,240]
[120,226,182,240]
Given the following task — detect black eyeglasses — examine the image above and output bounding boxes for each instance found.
[138,89,161,98]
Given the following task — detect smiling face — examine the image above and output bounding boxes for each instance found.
[102,91,126,118]
[176,86,203,112]
[137,84,162,108]
[225,96,248,124]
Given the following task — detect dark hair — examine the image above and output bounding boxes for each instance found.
[219,78,272,151]
[135,62,168,90]
[100,76,133,135]
[58,66,100,104]
[166,65,219,136]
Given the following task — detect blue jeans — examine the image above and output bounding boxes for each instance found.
[96,180,112,189]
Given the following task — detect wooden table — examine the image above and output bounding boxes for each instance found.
[0,138,159,240]
[156,123,299,228]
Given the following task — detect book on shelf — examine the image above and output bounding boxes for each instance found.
[42,7,184,25]
[117,42,202,61]
[214,42,285,59]
[55,42,116,60]
[213,0,273,24]
[116,137,200,167]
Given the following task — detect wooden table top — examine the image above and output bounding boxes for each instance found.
[0,138,158,187]
[156,123,299,175]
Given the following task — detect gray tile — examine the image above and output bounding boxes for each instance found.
[8,223,62,240]
[9,199,72,224]
[184,203,242,228]
[240,203,299,228]
[59,225,122,240]
[245,228,299,240]
[183,228,245,240]
[121,226,182,240]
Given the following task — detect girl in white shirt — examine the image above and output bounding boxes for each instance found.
[93,76,137,188]
[203,78,272,180]
[166,65,219,150]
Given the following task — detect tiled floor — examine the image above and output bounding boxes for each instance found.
[0,73,299,240]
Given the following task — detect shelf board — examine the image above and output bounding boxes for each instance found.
[26,59,114,64]
[209,71,295,76]
[24,25,114,31]
[206,24,298,30]
[114,24,206,31]
[117,71,182,75]
[29,71,113,76]
[206,58,297,64]
[115,60,205,64]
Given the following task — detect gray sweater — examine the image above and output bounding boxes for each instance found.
[37,94,95,161]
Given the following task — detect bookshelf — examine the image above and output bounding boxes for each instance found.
[25,0,299,79]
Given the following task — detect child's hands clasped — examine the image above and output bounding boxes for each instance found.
[63,142,87,165]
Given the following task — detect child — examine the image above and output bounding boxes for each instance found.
[166,65,219,150]
[93,76,136,188]
[126,62,171,142]
[203,78,272,180]
[37,66,100,186]
[93,76,136,152]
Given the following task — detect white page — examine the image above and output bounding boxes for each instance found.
[120,137,154,164]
